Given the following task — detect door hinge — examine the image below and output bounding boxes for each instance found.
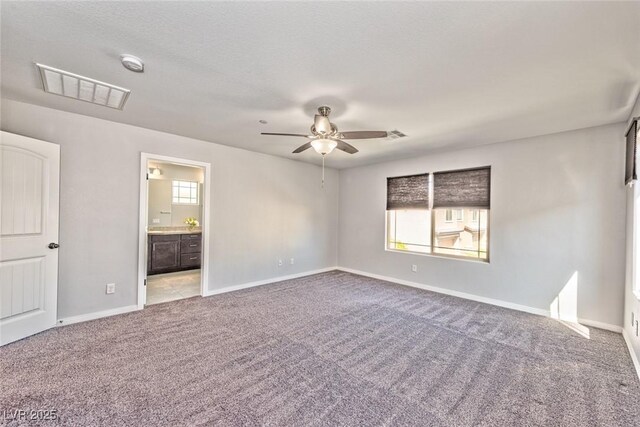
[144,279,147,287]
[146,173,149,180]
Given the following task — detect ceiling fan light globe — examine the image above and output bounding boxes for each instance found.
[311,139,337,155]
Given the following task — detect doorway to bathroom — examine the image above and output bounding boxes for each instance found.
[137,153,211,308]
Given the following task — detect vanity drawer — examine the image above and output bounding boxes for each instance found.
[181,240,201,254]
[181,233,201,241]
[150,234,181,242]
[181,253,201,268]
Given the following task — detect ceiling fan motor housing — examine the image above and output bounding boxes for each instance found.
[261,105,387,155]
[318,106,331,117]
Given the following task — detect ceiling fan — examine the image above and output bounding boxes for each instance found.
[261,106,388,156]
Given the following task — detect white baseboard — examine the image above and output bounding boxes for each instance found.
[579,318,622,333]
[55,268,336,327]
[53,267,624,339]
[57,305,140,327]
[203,267,338,297]
[337,267,622,333]
[622,328,640,381]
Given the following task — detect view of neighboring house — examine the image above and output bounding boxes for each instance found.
[387,208,488,260]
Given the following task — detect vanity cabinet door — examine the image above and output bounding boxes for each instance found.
[148,235,181,274]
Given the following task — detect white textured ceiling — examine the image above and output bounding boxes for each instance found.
[2,1,640,168]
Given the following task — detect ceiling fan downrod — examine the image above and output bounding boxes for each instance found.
[318,106,331,117]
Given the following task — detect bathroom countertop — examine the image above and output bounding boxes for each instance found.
[148,227,202,235]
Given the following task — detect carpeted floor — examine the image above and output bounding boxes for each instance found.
[1,271,639,426]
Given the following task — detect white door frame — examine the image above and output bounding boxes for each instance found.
[137,153,211,309]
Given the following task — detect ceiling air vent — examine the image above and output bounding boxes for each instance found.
[36,63,131,110]
[387,129,407,139]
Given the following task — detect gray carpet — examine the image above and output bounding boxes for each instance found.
[1,271,639,426]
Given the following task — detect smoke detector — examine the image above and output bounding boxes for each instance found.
[36,63,131,110]
[120,55,144,73]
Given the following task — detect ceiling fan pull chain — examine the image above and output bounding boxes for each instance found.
[322,155,325,188]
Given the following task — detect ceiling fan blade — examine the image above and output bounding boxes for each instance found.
[332,139,359,154]
[314,114,332,134]
[261,132,311,138]
[292,142,312,153]
[339,131,388,139]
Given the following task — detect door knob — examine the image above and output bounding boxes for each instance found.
[48,243,60,249]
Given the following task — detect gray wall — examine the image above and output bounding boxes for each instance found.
[1,97,630,332]
[1,99,339,319]
[624,94,640,362]
[338,123,627,327]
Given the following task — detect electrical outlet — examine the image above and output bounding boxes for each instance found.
[278,259,283,267]
[106,283,115,294]
[411,264,417,273]
[152,218,160,224]
[290,258,295,265]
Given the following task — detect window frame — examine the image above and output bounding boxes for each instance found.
[633,124,640,300]
[386,209,432,254]
[634,182,640,300]
[432,208,489,261]
[171,180,199,205]
[385,170,490,263]
[444,209,453,222]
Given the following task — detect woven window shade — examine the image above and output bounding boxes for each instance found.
[433,167,491,209]
[386,173,429,210]
[626,119,637,185]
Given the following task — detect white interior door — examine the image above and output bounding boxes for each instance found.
[0,131,60,346]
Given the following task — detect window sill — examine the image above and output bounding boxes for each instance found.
[385,248,490,264]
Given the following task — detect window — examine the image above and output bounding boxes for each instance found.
[386,167,490,262]
[626,118,637,185]
[629,122,640,299]
[434,208,488,259]
[387,209,431,253]
[172,180,199,205]
[445,209,453,222]
[445,209,463,222]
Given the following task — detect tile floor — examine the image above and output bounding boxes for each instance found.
[146,269,201,305]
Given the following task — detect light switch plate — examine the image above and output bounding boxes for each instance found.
[106,283,115,294]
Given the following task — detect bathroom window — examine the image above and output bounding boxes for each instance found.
[172,180,199,205]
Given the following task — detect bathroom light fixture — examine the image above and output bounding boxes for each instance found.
[120,54,144,73]
[36,63,131,110]
[148,167,162,177]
